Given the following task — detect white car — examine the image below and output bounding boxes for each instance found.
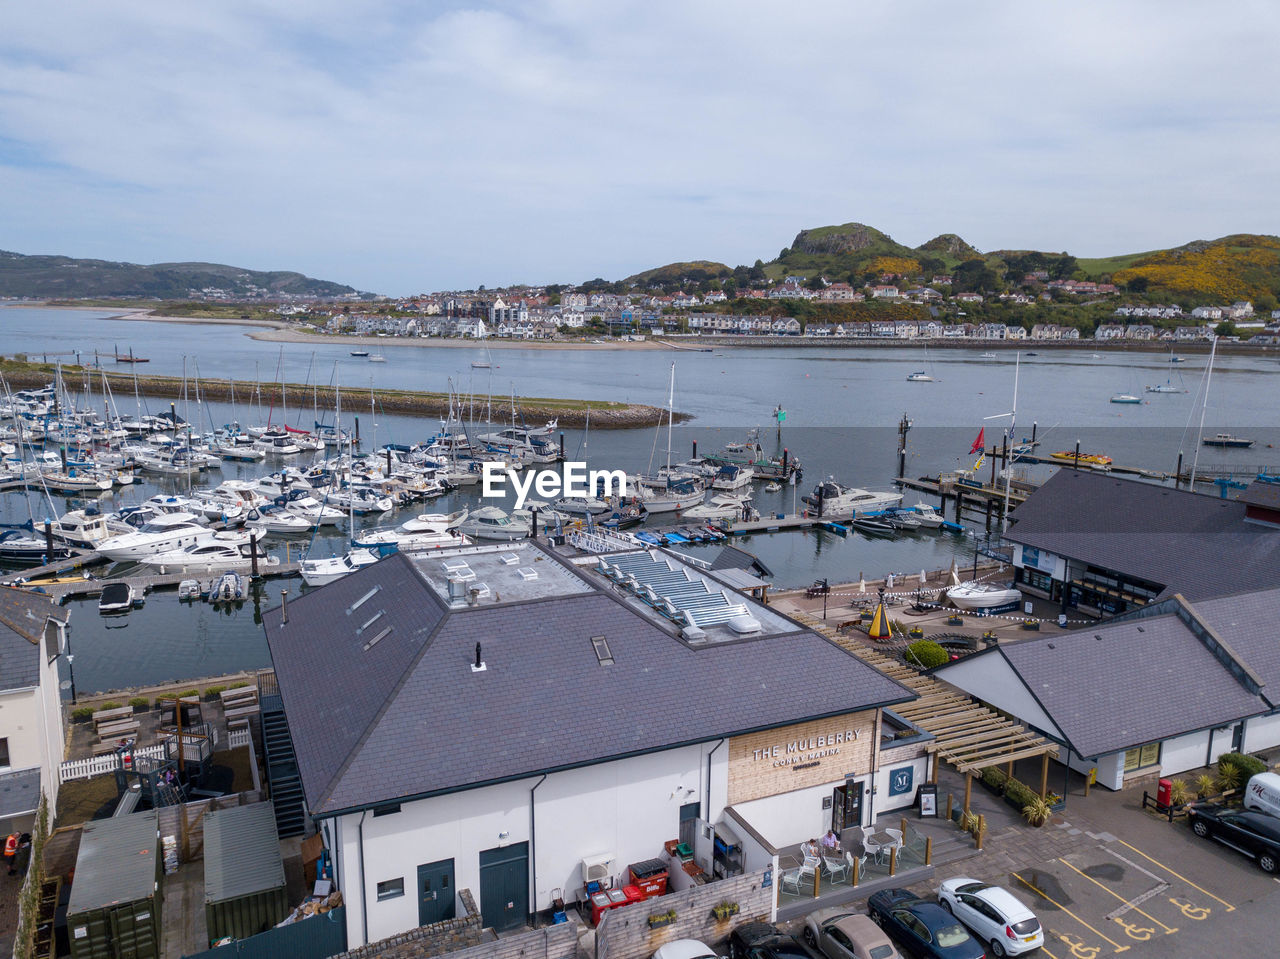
[937,877,1043,957]
[653,941,720,959]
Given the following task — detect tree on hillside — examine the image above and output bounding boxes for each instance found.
[1215,320,1238,338]
[1049,255,1077,280]
[750,260,766,282]
[918,255,946,278]
[723,278,738,298]
[806,274,825,291]
[1126,276,1149,293]
[778,248,791,260]
[952,258,999,295]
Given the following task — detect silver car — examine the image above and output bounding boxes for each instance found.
[802,907,901,959]
[937,877,1043,957]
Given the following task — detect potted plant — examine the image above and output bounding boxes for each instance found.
[1022,797,1052,827]
[1022,618,1040,630]
[648,909,677,929]
[1169,779,1189,807]
[711,901,740,921]
[1194,773,1216,799]
[908,626,924,639]
[947,613,964,626]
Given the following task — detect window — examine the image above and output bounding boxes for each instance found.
[372,803,401,817]
[376,877,404,901]
[1124,743,1160,771]
[0,737,9,769]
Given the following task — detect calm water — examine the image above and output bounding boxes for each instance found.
[3,307,1277,693]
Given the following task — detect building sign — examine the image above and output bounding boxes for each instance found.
[1019,546,1064,578]
[888,765,914,797]
[727,712,876,804]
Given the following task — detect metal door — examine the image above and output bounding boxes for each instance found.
[479,842,528,932]
[679,801,700,849]
[417,858,456,927]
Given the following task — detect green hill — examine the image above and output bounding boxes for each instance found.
[623,260,733,287]
[0,250,358,299]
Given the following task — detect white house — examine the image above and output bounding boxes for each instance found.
[0,590,69,839]
[262,544,925,947]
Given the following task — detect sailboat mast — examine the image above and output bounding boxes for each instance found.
[1002,352,1019,534]
[1189,336,1218,488]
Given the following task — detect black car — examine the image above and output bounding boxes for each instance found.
[727,922,810,959]
[867,889,985,959]
[1187,802,1280,873]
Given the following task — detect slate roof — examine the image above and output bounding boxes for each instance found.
[1005,471,1280,601]
[1192,587,1280,693]
[981,597,1274,759]
[0,587,63,692]
[710,545,773,578]
[1240,479,1280,512]
[0,767,41,819]
[264,550,917,818]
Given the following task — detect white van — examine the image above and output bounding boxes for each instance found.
[1243,772,1280,818]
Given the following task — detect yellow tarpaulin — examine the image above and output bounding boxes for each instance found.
[868,600,891,639]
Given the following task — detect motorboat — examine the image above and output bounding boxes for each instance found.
[948,581,1023,612]
[275,491,345,526]
[802,481,903,516]
[910,503,946,528]
[1145,383,1182,394]
[553,495,613,516]
[850,517,896,538]
[1049,450,1113,468]
[327,485,394,515]
[478,425,561,462]
[97,513,216,561]
[368,355,387,363]
[350,350,370,357]
[254,431,302,456]
[140,532,278,572]
[0,529,68,563]
[763,482,781,493]
[710,464,754,490]
[456,506,531,541]
[680,493,754,522]
[1202,433,1254,448]
[356,510,472,552]
[1109,393,1142,404]
[300,548,381,586]
[883,510,922,531]
[244,506,313,535]
[631,476,704,514]
[981,352,998,359]
[98,582,137,614]
[906,371,934,382]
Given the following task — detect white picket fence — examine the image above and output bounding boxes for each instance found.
[60,743,167,783]
[60,724,251,784]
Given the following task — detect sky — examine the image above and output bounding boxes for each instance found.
[2,1,1278,295]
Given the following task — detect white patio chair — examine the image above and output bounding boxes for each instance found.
[779,868,802,895]
[824,855,850,884]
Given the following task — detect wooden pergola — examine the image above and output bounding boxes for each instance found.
[802,616,1059,813]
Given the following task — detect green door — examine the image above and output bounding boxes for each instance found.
[417,859,456,927]
[479,843,528,932]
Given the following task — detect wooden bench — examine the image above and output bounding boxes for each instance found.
[92,706,134,726]
[92,740,130,756]
[224,704,260,720]
[95,719,140,741]
[220,688,258,707]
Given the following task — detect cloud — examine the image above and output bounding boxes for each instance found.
[1,1,1278,293]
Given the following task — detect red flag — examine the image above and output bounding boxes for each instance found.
[969,428,984,455]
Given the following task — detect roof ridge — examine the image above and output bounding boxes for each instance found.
[1170,592,1269,703]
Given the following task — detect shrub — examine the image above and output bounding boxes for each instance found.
[179,689,199,699]
[1217,751,1267,779]
[203,685,227,699]
[227,681,249,689]
[128,697,149,711]
[1004,778,1037,808]
[1217,761,1242,793]
[71,706,95,722]
[1022,797,1051,826]
[101,701,123,710]
[904,640,949,670]
[1194,773,1216,798]
[981,766,1008,790]
[1169,779,1189,806]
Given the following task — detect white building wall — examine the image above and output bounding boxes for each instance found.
[733,780,850,849]
[1160,730,1210,777]
[932,658,1064,742]
[0,688,44,779]
[1244,712,1280,753]
[1208,725,1237,766]
[872,754,931,816]
[1094,752,1124,791]
[336,742,726,947]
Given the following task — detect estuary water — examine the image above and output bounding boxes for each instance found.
[3,307,1277,693]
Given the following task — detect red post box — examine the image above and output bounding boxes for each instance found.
[1157,777,1172,807]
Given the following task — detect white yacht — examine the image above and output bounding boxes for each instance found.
[802,481,903,516]
[357,510,471,552]
[300,548,381,587]
[911,503,946,528]
[140,531,279,572]
[245,507,313,535]
[948,581,1023,612]
[456,506,531,542]
[97,513,216,562]
[681,493,755,522]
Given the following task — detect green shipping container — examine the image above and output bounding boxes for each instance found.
[204,803,290,942]
[67,809,163,959]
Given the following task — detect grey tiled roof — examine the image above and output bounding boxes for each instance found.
[1192,588,1280,692]
[711,545,773,578]
[998,611,1270,759]
[1005,471,1280,601]
[0,587,61,691]
[1240,479,1280,511]
[264,552,916,817]
[0,767,41,819]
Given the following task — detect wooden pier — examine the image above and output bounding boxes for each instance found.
[27,562,302,601]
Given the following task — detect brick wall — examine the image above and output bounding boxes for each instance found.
[597,869,773,959]
[728,712,876,804]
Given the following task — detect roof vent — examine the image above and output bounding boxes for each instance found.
[447,577,468,605]
[1094,634,1102,641]
[500,553,520,565]
[517,567,538,581]
[727,614,762,635]
[1047,643,1056,649]
[347,584,382,615]
[471,642,486,672]
[590,635,614,666]
[681,625,707,643]
[362,626,393,651]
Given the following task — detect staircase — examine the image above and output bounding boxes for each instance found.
[259,672,307,837]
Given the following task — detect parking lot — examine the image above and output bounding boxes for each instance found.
[783,771,1280,956]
